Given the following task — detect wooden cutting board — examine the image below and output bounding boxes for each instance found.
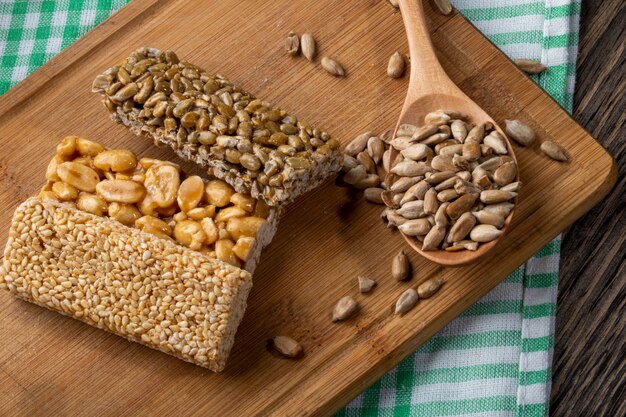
[0,0,616,416]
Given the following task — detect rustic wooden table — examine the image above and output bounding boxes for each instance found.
[551,0,626,415]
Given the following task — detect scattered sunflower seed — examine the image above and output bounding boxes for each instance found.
[332,296,359,322]
[387,52,406,78]
[359,276,377,293]
[540,141,569,162]
[301,33,316,61]
[514,59,547,74]
[321,57,345,77]
[392,249,410,281]
[417,277,444,298]
[273,336,303,358]
[504,119,536,146]
[395,288,419,315]
[286,32,300,56]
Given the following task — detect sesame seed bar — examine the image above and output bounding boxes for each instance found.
[0,197,252,372]
[92,47,342,207]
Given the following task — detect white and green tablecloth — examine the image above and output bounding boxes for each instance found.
[0,1,580,416]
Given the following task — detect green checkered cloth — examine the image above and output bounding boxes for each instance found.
[0,1,580,416]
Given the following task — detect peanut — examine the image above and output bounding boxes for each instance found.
[205,180,234,207]
[76,137,105,157]
[215,239,240,266]
[177,175,205,212]
[138,157,179,171]
[94,149,138,172]
[135,215,172,237]
[56,136,77,159]
[52,181,78,201]
[77,193,107,216]
[45,155,63,182]
[233,236,255,261]
[96,180,146,204]
[174,220,207,251]
[226,216,267,240]
[215,206,247,223]
[201,217,219,245]
[57,161,100,192]
[108,202,141,227]
[230,192,256,212]
[145,163,180,207]
[187,206,216,221]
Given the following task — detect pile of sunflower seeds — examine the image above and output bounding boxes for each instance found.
[342,110,523,251]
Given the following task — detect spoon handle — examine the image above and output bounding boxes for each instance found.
[398,0,457,98]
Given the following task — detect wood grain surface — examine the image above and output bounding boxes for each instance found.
[551,0,626,415]
[0,0,616,416]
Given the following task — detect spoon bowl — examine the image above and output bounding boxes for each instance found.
[391,0,519,266]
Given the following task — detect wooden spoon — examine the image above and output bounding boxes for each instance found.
[390,0,519,266]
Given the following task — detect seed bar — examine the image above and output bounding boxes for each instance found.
[93,47,342,207]
[0,197,252,372]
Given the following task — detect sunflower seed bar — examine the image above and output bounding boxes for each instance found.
[92,47,342,207]
[0,197,252,372]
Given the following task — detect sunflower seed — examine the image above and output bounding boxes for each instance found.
[397,200,426,219]
[395,289,419,315]
[445,240,479,251]
[432,0,453,16]
[401,143,430,161]
[357,151,377,174]
[425,171,456,185]
[321,57,345,77]
[364,187,385,204]
[398,219,431,236]
[446,192,478,219]
[473,210,505,228]
[514,59,546,74]
[345,131,374,156]
[435,202,450,227]
[470,224,503,242]
[411,124,439,142]
[437,188,459,202]
[480,190,516,204]
[386,209,408,227]
[332,296,359,322]
[424,187,439,215]
[391,176,421,193]
[417,277,444,298]
[285,32,300,56]
[301,33,316,61]
[500,181,522,193]
[483,131,508,154]
[431,155,458,172]
[438,144,464,157]
[343,165,368,185]
[359,276,377,293]
[390,136,415,150]
[391,161,432,177]
[273,336,303,358]
[434,176,460,191]
[342,154,360,172]
[483,202,515,217]
[422,224,446,251]
[451,120,468,142]
[540,141,569,162]
[387,52,406,78]
[493,161,517,186]
[397,124,417,137]
[392,250,410,281]
[504,119,535,146]
[466,124,485,143]
[354,174,381,190]
[447,212,477,242]
[367,136,385,164]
